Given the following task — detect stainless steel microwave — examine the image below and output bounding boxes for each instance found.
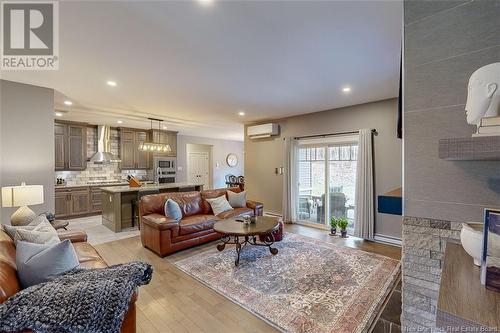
[154,157,175,170]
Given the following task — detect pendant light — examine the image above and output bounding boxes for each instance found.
[138,118,172,153]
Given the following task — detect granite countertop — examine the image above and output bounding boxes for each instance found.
[99,182,204,193]
[55,181,154,188]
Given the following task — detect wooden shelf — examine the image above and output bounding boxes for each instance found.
[436,243,500,331]
[439,136,500,160]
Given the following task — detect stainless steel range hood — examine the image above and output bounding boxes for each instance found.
[89,126,121,164]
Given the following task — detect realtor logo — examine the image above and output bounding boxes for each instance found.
[1,1,59,70]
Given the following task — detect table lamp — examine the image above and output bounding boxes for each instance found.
[1,182,44,226]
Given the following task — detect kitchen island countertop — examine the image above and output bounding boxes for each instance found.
[100,182,204,193]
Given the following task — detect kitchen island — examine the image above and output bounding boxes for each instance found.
[100,182,204,232]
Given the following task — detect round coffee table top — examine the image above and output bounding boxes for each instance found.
[214,216,278,236]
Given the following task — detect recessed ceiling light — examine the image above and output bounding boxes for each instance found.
[106,80,117,87]
[198,0,214,6]
[55,112,63,117]
[238,111,245,116]
[342,86,351,93]
[163,126,167,130]
[63,100,73,106]
[117,120,123,124]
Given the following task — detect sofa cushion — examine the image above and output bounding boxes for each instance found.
[171,192,203,217]
[0,231,20,303]
[72,242,104,263]
[72,242,108,269]
[179,215,219,236]
[142,214,180,231]
[217,207,254,219]
[140,191,203,217]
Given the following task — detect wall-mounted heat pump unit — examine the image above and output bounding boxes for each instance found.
[247,123,279,139]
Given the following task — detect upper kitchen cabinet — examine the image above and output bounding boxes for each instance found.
[119,128,150,170]
[150,130,177,157]
[54,121,87,171]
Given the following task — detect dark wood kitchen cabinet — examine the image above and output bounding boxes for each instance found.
[54,123,66,170]
[54,121,87,171]
[55,185,122,218]
[119,128,150,170]
[54,189,71,217]
[54,187,90,218]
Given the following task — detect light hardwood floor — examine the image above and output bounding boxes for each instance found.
[95,224,401,333]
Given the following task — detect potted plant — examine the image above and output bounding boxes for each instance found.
[338,217,349,238]
[329,217,338,235]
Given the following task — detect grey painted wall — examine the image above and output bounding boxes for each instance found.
[245,98,403,239]
[402,0,500,330]
[176,135,244,189]
[0,80,55,223]
[404,0,500,222]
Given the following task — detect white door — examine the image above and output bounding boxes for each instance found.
[188,152,210,189]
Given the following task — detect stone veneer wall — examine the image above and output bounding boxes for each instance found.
[402,217,461,330]
[55,127,148,185]
[403,1,500,331]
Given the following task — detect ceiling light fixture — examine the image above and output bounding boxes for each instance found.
[238,111,245,116]
[55,112,63,117]
[138,118,172,153]
[117,120,123,124]
[106,80,117,87]
[342,86,351,93]
[198,0,214,6]
[63,100,73,106]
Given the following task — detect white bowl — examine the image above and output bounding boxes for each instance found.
[460,222,484,266]
[461,222,500,266]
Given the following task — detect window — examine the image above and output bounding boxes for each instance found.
[296,139,358,232]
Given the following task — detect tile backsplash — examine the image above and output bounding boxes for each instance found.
[55,127,150,186]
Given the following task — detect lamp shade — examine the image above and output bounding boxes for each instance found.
[1,185,44,207]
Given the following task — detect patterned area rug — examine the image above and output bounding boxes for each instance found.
[174,233,400,333]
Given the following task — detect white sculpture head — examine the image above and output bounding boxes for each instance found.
[465,63,500,126]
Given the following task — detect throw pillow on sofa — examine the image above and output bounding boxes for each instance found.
[16,239,79,288]
[2,215,46,239]
[206,195,233,216]
[164,199,182,221]
[4,217,59,245]
[227,190,247,208]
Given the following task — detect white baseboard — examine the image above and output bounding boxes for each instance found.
[263,211,282,218]
[373,234,402,247]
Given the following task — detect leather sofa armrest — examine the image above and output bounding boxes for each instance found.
[246,200,264,216]
[142,214,180,231]
[57,229,88,243]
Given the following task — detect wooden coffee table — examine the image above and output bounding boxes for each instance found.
[214,216,279,266]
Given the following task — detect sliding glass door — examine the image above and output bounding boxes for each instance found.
[297,146,326,225]
[296,139,358,231]
[327,145,357,232]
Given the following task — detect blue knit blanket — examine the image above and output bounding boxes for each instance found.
[0,261,153,333]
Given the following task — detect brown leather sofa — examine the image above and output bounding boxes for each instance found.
[139,188,264,257]
[0,228,137,333]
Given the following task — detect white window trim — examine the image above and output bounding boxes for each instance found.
[295,134,359,231]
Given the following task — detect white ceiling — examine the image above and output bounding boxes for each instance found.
[1,0,402,141]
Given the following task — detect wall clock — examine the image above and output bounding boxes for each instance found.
[226,153,238,167]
